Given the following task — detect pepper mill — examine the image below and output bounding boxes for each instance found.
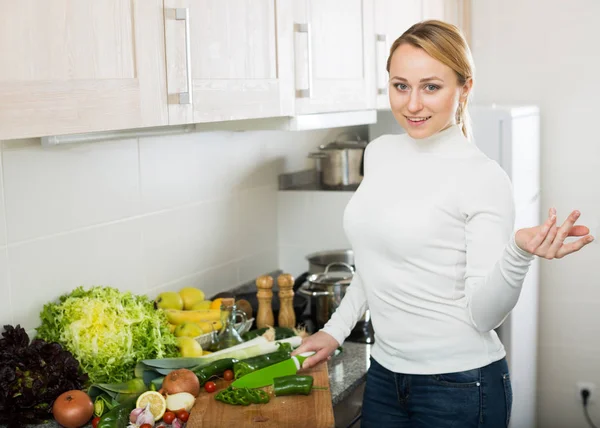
[256,275,275,329]
[277,273,296,328]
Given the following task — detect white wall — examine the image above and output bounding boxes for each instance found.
[0,126,361,334]
[471,1,600,427]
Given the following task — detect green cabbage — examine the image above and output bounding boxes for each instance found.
[36,286,178,384]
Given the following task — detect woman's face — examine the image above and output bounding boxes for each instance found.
[388,43,471,139]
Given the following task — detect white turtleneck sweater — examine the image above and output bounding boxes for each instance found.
[322,125,535,374]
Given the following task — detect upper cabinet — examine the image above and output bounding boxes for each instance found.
[292,0,376,115]
[0,0,168,140]
[374,0,422,110]
[422,0,465,30]
[0,0,471,140]
[163,0,294,125]
[374,0,470,110]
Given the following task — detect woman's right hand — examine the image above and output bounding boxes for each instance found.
[291,331,340,369]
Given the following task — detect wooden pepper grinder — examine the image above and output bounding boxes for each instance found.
[277,273,296,328]
[256,275,275,329]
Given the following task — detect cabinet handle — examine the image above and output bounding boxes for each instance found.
[175,8,193,105]
[376,34,387,95]
[294,22,312,98]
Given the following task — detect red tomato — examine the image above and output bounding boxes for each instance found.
[163,411,176,424]
[91,417,101,428]
[140,424,153,428]
[223,370,234,381]
[204,381,216,393]
[176,409,190,422]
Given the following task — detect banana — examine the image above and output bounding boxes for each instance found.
[168,323,177,333]
[164,308,222,325]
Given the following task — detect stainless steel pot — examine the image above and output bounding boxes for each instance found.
[306,249,354,274]
[308,139,367,188]
[298,262,355,329]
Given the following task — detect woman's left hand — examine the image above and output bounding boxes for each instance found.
[515,208,594,259]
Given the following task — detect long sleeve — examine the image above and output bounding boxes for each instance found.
[321,271,368,345]
[463,163,535,332]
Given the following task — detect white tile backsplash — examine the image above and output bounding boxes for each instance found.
[0,248,11,327]
[2,138,140,243]
[0,125,363,332]
[8,220,146,330]
[141,197,239,289]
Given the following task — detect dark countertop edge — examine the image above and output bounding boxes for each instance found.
[327,342,371,406]
[330,372,368,406]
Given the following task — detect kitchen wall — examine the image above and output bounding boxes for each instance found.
[0,126,362,334]
[471,1,600,427]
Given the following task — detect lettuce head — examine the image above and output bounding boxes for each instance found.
[36,286,178,384]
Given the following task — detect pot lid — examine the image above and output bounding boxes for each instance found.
[319,140,367,150]
[307,262,354,287]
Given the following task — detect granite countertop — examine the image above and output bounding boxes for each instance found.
[327,342,371,406]
[8,343,371,427]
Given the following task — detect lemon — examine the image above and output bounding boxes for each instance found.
[174,322,204,338]
[177,336,204,357]
[179,287,205,310]
[136,391,166,421]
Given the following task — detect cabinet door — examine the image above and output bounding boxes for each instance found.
[374,0,422,109]
[293,0,375,115]
[164,0,294,124]
[0,0,168,140]
[422,0,463,28]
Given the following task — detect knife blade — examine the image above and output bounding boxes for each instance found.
[230,351,315,389]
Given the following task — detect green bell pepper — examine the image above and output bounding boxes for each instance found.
[215,386,270,406]
[192,358,238,385]
[96,396,137,428]
[273,375,314,396]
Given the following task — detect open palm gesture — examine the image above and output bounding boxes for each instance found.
[515,208,594,259]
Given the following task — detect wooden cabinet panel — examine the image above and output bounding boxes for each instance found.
[164,0,294,125]
[374,0,422,109]
[293,0,375,115]
[0,0,168,140]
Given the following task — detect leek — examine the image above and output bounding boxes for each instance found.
[190,336,302,368]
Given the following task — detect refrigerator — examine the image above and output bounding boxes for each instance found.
[369,105,541,428]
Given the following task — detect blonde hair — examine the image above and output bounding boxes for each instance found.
[386,20,475,140]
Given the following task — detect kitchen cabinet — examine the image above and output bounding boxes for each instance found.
[0,0,168,140]
[374,0,422,110]
[373,0,471,111]
[163,0,295,125]
[422,0,465,30]
[292,0,376,115]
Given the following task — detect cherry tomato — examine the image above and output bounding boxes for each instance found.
[204,381,217,393]
[140,424,153,428]
[91,417,101,428]
[163,411,176,424]
[175,409,190,422]
[223,369,234,381]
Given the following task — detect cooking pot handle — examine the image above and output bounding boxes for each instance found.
[297,283,330,297]
[324,262,355,275]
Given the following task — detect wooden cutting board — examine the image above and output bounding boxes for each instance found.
[187,361,335,428]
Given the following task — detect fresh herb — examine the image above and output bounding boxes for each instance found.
[36,286,179,384]
[0,324,88,427]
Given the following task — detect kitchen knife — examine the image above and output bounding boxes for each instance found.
[231,351,315,389]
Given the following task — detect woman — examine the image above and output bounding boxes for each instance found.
[292,20,593,427]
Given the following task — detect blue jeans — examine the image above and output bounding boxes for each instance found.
[361,357,512,428]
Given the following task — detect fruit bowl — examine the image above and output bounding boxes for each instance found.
[194,317,254,349]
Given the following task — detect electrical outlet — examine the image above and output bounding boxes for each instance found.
[577,382,596,404]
